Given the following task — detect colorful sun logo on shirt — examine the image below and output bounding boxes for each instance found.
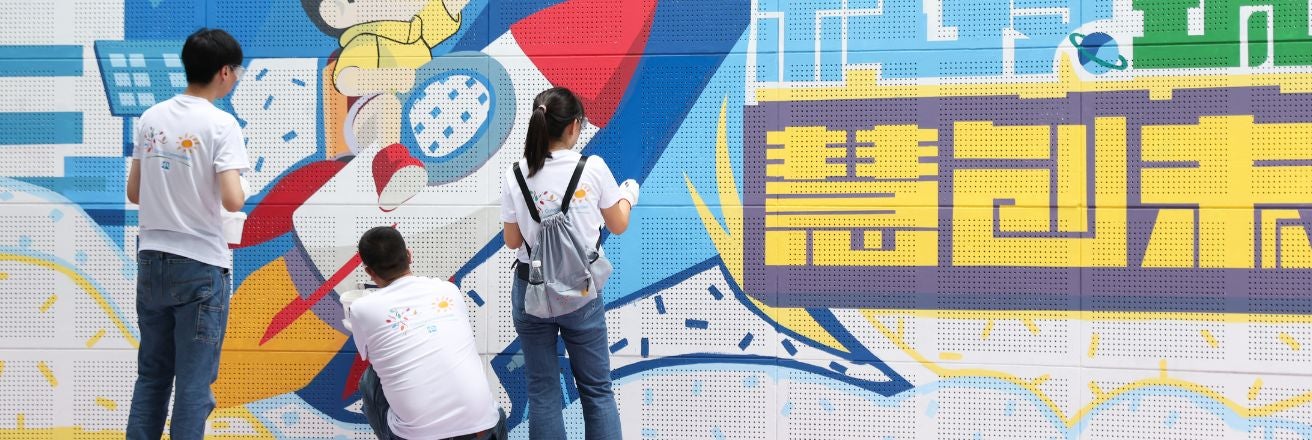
[178,134,200,154]
[572,184,593,205]
[385,307,418,331]
[434,297,451,312]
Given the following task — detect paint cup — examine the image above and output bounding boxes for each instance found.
[221,210,246,244]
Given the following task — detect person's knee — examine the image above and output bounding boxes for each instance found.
[573,380,613,398]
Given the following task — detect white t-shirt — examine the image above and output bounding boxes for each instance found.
[500,150,625,263]
[346,276,499,439]
[133,94,250,269]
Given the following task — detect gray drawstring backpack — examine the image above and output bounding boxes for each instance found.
[513,156,612,319]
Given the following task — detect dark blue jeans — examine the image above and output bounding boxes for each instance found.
[126,250,231,440]
[511,275,622,440]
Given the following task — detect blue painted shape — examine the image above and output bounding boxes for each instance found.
[201,0,337,58]
[766,0,1111,80]
[743,376,759,388]
[654,295,666,314]
[640,337,649,357]
[818,14,843,81]
[819,399,835,413]
[290,78,306,87]
[0,45,82,76]
[124,0,205,40]
[18,157,125,206]
[262,95,274,110]
[254,68,269,81]
[643,388,654,405]
[583,0,750,181]
[641,428,659,439]
[122,118,133,157]
[84,208,134,248]
[1165,410,1179,428]
[0,112,82,145]
[466,290,485,307]
[708,285,724,300]
[829,361,848,374]
[254,156,265,172]
[711,427,725,440]
[781,401,793,416]
[609,338,629,353]
[686,319,709,329]
[94,40,186,117]
[1004,399,1017,416]
[755,18,779,82]
[451,234,506,287]
[691,380,703,396]
[738,333,754,350]
[452,0,552,52]
[782,339,798,356]
[282,131,297,142]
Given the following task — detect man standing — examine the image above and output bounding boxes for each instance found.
[125,28,250,439]
[347,226,506,439]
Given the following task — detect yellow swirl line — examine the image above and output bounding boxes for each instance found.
[1,253,138,348]
[860,309,1312,426]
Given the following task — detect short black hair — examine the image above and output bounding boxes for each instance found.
[181,28,243,85]
[358,226,410,281]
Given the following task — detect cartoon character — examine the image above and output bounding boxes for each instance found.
[302,0,471,157]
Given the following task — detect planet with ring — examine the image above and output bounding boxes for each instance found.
[1070,32,1128,74]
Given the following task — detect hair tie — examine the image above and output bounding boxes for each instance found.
[536,104,547,112]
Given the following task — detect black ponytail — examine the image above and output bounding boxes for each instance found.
[525,105,550,176]
[523,87,585,177]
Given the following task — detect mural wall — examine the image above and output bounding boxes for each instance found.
[1,0,1311,438]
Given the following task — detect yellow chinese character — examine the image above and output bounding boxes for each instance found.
[952,118,1128,267]
[763,125,938,266]
[1141,116,1312,268]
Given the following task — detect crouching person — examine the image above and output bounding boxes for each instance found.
[345,226,507,440]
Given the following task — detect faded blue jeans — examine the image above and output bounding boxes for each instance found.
[511,274,621,440]
[126,250,231,440]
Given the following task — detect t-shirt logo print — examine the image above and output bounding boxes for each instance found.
[534,191,558,208]
[143,127,166,153]
[385,307,418,332]
[571,184,593,205]
[177,134,200,154]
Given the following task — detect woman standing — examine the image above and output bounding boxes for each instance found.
[500,87,639,439]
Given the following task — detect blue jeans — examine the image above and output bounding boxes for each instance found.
[127,250,231,440]
[511,275,621,440]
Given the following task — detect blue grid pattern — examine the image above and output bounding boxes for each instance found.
[93,41,187,117]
